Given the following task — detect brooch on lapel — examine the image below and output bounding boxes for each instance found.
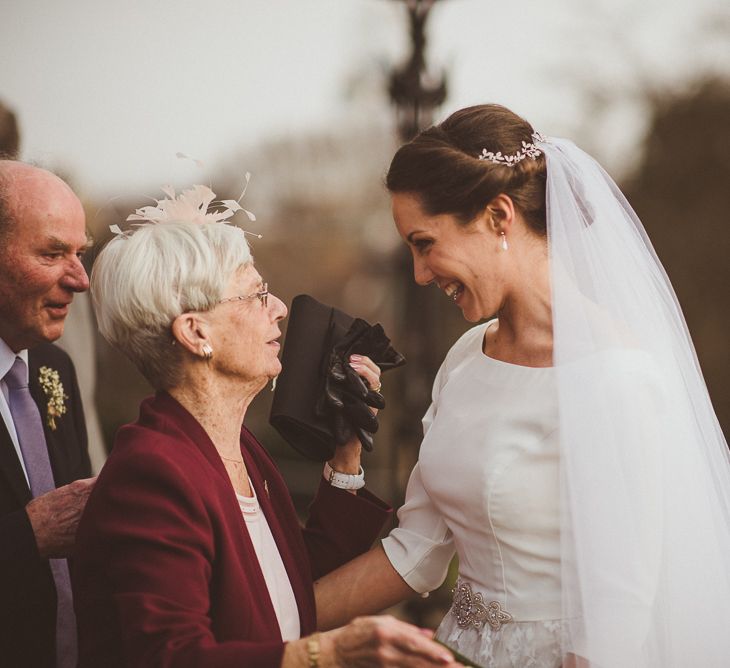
[38,366,68,431]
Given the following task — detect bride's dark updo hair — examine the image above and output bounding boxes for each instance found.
[386,104,547,235]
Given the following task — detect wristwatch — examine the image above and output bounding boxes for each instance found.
[323,462,365,490]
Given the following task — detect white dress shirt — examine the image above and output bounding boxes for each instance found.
[0,337,31,485]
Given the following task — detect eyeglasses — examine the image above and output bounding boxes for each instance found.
[217,283,269,308]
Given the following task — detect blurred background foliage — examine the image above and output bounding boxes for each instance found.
[2,0,728,629]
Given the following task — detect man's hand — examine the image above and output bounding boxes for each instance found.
[26,477,96,558]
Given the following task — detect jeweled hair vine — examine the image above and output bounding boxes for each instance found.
[477,132,547,166]
[386,105,548,235]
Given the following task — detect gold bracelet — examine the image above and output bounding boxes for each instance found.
[307,633,320,668]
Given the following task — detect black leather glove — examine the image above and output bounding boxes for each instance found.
[318,318,404,452]
[324,350,383,451]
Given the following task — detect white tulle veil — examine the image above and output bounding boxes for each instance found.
[539,136,730,666]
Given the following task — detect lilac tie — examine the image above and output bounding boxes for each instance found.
[5,357,78,668]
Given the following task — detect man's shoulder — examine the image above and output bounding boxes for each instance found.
[28,342,75,373]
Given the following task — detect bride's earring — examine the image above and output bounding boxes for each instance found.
[500,232,508,251]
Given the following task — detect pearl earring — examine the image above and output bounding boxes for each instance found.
[500,232,508,251]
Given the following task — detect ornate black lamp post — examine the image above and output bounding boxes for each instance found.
[384,0,457,627]
[386,0,450,499]
[388,0,448,142]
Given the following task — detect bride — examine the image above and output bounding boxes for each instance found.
[314,104,730,667]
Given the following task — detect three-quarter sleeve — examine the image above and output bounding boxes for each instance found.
[381,461,455,594]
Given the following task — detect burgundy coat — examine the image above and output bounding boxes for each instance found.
[72,392,390,668]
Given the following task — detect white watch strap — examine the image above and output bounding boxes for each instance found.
[323,462,365,490]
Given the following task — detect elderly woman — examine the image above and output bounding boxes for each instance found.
[72,192,460,668]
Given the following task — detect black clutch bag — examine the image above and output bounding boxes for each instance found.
[269,294,405,461]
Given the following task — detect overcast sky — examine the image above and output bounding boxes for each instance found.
[1,0,728,200]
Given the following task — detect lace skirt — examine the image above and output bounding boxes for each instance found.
[435,612,563,668]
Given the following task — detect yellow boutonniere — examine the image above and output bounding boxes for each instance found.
[38,366,67,431]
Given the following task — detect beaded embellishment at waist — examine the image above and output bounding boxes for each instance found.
[450,580,513,632]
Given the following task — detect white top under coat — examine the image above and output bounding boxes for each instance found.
[0,338,31,485]
[236,483,301,641]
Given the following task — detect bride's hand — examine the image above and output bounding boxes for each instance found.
[348,355,382,413]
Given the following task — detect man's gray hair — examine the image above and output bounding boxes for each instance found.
[91,221,253,389]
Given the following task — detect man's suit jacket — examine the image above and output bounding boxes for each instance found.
[0,342,92,668]
[72,391,390,668]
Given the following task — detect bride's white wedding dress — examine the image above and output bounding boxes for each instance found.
[382,320,564,667]
[382,318,668,667]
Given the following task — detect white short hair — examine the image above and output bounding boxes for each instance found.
[91,222,252,389]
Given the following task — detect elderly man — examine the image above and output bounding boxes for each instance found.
[0,160,94,668]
